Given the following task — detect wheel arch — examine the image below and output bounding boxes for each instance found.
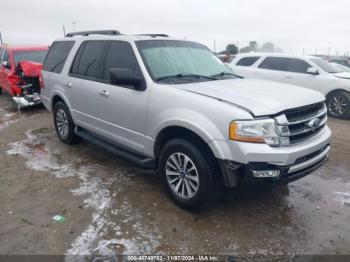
[51,92,71,111]
[326,88,350,100]
[153,125,219,166]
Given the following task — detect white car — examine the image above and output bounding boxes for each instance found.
[331,62,350,72]
[230,53,350,119]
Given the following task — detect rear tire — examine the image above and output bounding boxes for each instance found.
[53,101,80,144]
[327,91,350,119]
[159,139,222,210]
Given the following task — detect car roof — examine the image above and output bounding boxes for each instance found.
[235,52,318,60]
[0,44,49,51]
[52,34,185,43]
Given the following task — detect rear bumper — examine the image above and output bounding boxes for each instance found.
[13,94,42,108]
[219,144,330,187]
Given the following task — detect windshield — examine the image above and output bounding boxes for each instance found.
[14,50,48,66]
[332,63,350,72]
[136,40,234,83]
[310,58,342,73]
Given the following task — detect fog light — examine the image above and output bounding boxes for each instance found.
[252,170,280,178]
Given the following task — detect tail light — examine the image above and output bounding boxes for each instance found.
[39,72,44,89]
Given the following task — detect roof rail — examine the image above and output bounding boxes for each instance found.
[137,34,169,38]
[66,30,121,37]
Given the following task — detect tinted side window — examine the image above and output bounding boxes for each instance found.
[286,58,311,73]
[258,57,288,71]
[236,56,260,66]
[71,41,108,79]
[3,49,11,68]
[43,41,74,73]
[0,48,4,63]
[103,41,141,80]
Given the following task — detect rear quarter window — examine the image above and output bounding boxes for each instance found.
[236,56,260,66]
[43,41,75,73]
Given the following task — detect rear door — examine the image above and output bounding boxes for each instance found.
[256,56,291,83]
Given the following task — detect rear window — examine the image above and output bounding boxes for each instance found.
[70,41,109,79]
[14,50,48,66]
[258,57,288,71]
[236,56,260,66]
[43,41,74,73]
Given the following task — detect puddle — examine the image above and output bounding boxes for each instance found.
[6,128,350,256]
[0,108,19,131]
[7,129,160,257]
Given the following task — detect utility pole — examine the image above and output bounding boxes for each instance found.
[0,31,3,45]
[72,21,76,32]
[213,39,216,53]
[62,26,66,37]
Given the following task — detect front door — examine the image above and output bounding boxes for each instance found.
[68,40,149,154]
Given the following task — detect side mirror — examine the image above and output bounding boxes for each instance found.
[110,68,143,89]
[2,61,10,69]
[307,67,319,75]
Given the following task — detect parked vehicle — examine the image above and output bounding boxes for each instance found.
[331,62,350,72]
[230,53,350,119]
[41,31,331,209]
[0,45,48,108]
[329,58,350,68]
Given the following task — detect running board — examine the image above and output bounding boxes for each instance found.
[75,128,156,169]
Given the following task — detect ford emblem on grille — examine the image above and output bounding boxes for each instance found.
[306,118,321,129]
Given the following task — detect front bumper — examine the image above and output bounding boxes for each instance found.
[219,144,331,187]
[13,94,42,108]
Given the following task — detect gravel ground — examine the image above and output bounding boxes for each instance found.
[0,94,349,259]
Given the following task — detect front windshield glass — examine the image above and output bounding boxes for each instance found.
[310,58,342,73]
[136,40,234,83]
[14,50,48,66]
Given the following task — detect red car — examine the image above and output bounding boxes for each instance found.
[0,45,48,108]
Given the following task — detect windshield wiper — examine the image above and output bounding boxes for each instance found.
[211,71,243,79]
[156,73,217,82]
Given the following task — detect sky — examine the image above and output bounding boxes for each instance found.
[1,0,349,55]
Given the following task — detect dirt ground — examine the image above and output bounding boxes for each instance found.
[0,94,349,259]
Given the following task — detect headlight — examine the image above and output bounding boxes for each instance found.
[229,119,280,146]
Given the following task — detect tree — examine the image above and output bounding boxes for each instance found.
[225,44,238,55]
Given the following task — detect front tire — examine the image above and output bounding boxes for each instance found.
[159,139,221,210]
[327,91,350,119]
[53,101,80,144]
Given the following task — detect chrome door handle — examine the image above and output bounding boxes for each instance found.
[98,90,109,98]
[65,81,72,88]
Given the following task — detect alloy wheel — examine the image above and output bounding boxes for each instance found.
[56,108,69,139]
[165,152,200,199]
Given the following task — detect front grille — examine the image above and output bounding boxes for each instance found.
[285,103,324,123]
[275,102,327,146]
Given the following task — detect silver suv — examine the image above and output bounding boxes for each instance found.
[41,30,331,209]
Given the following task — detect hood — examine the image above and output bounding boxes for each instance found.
[334,72,350,79]
[17,60,43,77]
[176,78,325,116]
